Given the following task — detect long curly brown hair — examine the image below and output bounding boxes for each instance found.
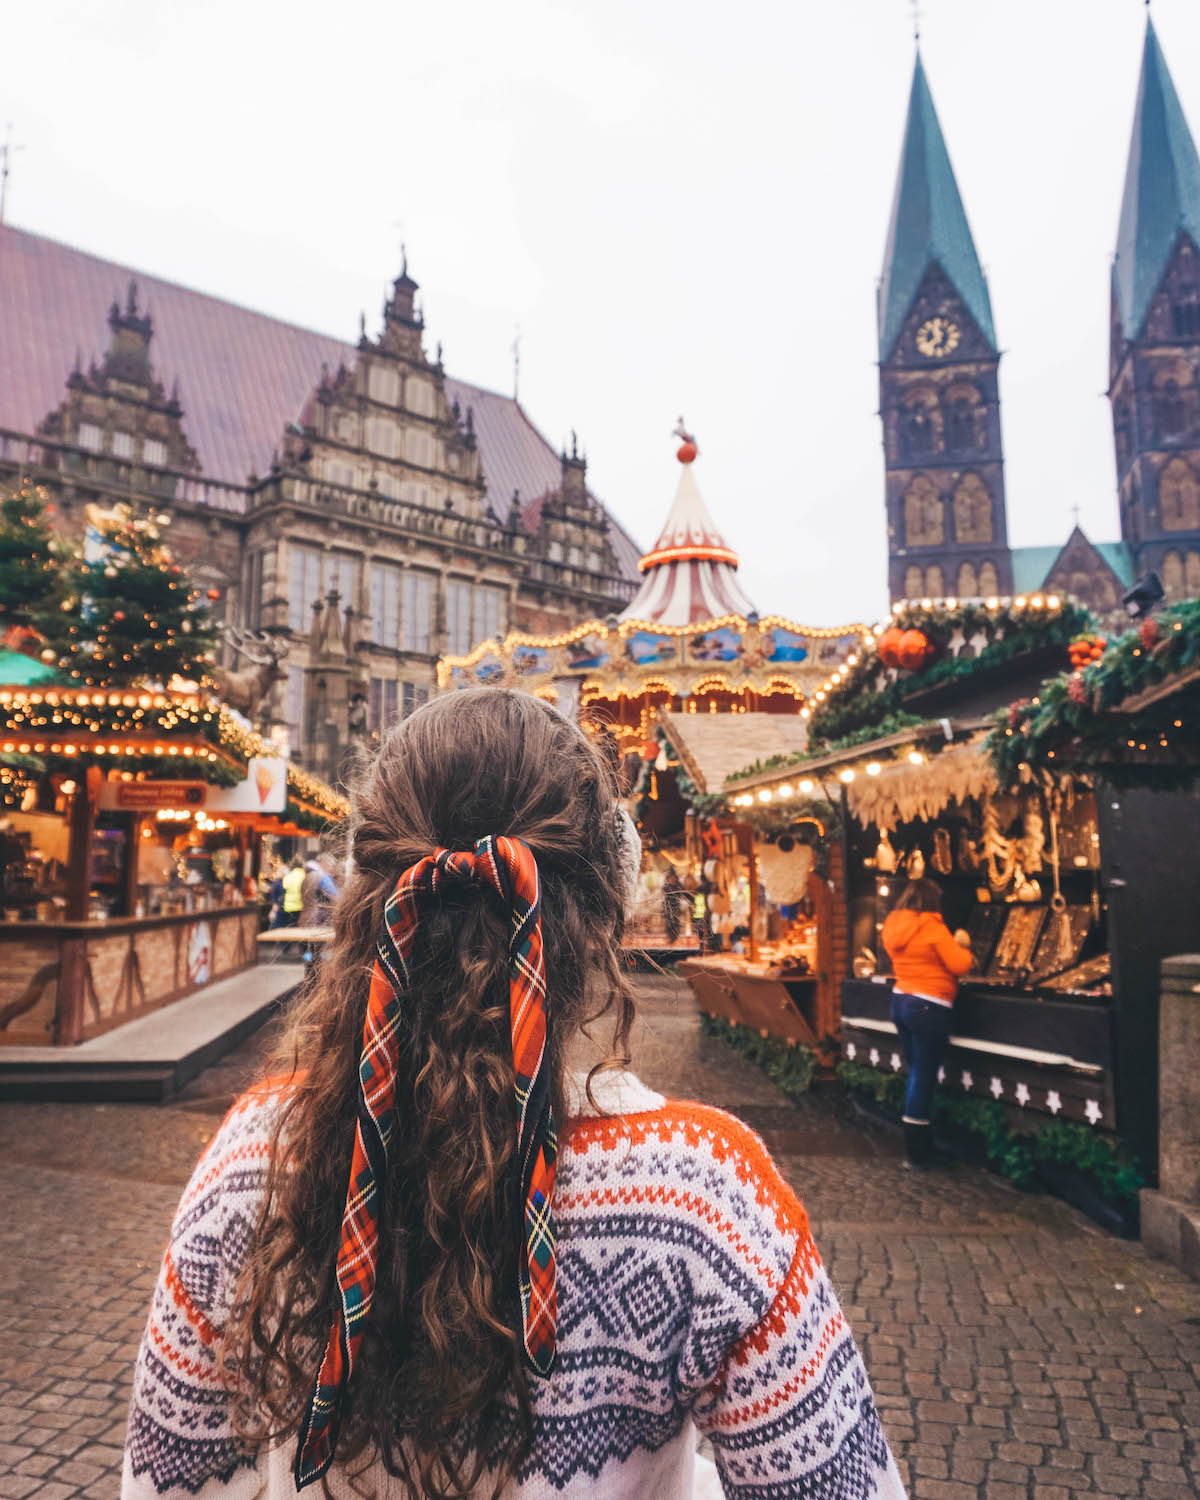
[219,689,639,1496]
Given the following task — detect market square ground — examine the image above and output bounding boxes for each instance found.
[0,972,1198,1499]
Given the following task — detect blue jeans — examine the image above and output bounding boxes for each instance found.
[890,991,954,1124]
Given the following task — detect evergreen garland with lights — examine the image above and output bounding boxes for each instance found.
[58,503,218,688]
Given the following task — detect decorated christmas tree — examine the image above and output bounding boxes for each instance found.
[60,503,219,687]
[0,480,74,659]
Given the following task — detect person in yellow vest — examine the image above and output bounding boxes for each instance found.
[280,855,306,928]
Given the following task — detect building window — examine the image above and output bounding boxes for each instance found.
[406,377,435,417]
[324,553,357,608]
[1153,377,1188,439]
[447,580,473,656]
[944,395,979,452]
[402,682,429,718]
[1187,551,1200,596]
[289,545,322,632]
[472,585,503,645]
[904,565,923,599]
[111,431,134,459]
[143,438,167,467]
[900,392,938,460]
[406,429,434,468]
[245,551,264,629]
[957,561,979,597]
[953,474,992,543]
[1172,294,1200,337]
[903,475,943,546]
[402,572,433,653]
[925,564,944,596]
[286,667,306,748]
[369,365,400,406]
[978,561,999,596]
[370,564,402,648]
[1160,456,1200,530]
[366,417,396,458]
[1162,550,1184,600]
[78,422,102,451]
[369,676,399,732]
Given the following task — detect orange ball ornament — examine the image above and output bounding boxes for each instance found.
[897,628,932,670]
[676,440,698,464]
[642,739,659,760]
[877,627,904,668]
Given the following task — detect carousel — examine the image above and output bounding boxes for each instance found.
[437,428,868,743]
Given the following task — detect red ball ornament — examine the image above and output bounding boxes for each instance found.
[1140,618,1158,649]
[206,588,221,601]
[642,738,659,760]
[113,610,125,621]
[1067,671,1088,705]
[676,440,698,464]
[877,627,904,669]
[897,628,932,670]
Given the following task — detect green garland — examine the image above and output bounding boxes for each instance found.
[987,600,1200,786]
[699,1012,819,1098]
[837,1061,1143,1209]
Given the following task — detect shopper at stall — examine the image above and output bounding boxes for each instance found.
[279,854,305,928]
[300,853,340,927]
[661,865,685,943]
[123,688,904,1500]
[882,877,972,1169]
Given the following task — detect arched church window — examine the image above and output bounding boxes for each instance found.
[925,564,944,597]
[978,561,999,596]
[1187,551,1200,596]
[957,561,979,598]
[1095,575,1117,609]
[1172,293,1200,338]
[1160,457,1200,530]
[1114,401,1132,468]
[904,566,923,600]
[944,389,980,452]
[1162,551,1184,600]
[953,474,992,543]
[904,475,943,546]
[1153,377,1188,439]
[900,390,939,461]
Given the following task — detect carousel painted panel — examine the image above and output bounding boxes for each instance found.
[623,629,681,668]
[511,643,555,678]
[686,625,742,664]
[558,630,610,674]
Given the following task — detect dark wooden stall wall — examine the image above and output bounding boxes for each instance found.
[1100,786,1200,1178]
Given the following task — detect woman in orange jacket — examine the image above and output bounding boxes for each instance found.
[881,877,972,1167]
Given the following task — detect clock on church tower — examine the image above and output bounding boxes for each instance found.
[915,317,960,359]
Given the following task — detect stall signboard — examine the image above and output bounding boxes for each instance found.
[98,757,287,814]
[205,757,286,814]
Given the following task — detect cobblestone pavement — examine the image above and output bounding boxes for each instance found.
[1,972,1199,1497]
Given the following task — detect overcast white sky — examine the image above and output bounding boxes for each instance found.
[5,1,1196,625]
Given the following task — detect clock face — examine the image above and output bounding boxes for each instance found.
[915,317,961,358]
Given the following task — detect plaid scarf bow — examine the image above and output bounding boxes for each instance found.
[295,834,557,1489]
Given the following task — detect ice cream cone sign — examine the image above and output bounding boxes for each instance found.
[255,761,276,805]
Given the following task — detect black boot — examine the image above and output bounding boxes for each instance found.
[903,1121,954,1169]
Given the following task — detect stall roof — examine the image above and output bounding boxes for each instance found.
[657,711,812,795]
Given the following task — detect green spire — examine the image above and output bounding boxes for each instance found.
[1113,17,1200,338]
[878,53,996,361]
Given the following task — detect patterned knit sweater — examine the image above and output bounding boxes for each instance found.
[122,1071,906,1499]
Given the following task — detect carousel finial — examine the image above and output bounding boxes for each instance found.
[673,417,697,464]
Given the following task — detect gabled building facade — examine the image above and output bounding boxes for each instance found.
[1109,17,1200,602]
[0,228,641,783]
[878,55,1013,605]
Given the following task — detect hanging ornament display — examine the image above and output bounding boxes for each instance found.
[875,831,897,872]
[897,629,932,670]
[1067,633,1106,669]
[1018,790,1045,873]
[981,790,1018,891]
[877,627,904,668]
[931,827,952,875]
[907,846,925,879]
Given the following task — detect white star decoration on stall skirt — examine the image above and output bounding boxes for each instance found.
[961,1070,974,1091]
[845,1042,856,1060]
[937,1066,946,1083]
[1085,1099,1103,1125]
[869,1048,880,1066]
[1046,1091,1063,1115]
[890,1052,903,1072]
[1015,1082,1030,1106]
[989,1077,1003,1098]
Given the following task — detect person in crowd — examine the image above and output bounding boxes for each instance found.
[122,688,905,1500]
[881,877,972,1169]
[661,865,685,943]
[278,854,306,928]
[266,860,286,929]
[299,853,339,927]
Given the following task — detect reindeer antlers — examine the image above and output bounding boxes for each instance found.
[221,625,290,668]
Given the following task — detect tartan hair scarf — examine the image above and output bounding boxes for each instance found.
[295,834,557,1489]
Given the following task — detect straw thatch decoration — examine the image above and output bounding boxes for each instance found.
[847,740,997,832]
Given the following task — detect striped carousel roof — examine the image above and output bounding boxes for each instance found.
[619,449,756,626]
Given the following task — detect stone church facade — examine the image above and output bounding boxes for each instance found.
[879,18,1200,619]
[0,234,640,783]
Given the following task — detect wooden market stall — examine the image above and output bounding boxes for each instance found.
[722,595,1200,1179]
[0,677,348,1046]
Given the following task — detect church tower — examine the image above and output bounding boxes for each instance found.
[878,54,1012,604]
[1109,17,1200,602]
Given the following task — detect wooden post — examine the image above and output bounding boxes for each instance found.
[125,815,143,918]
[65,784,94,922]
[748,847,760,964]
